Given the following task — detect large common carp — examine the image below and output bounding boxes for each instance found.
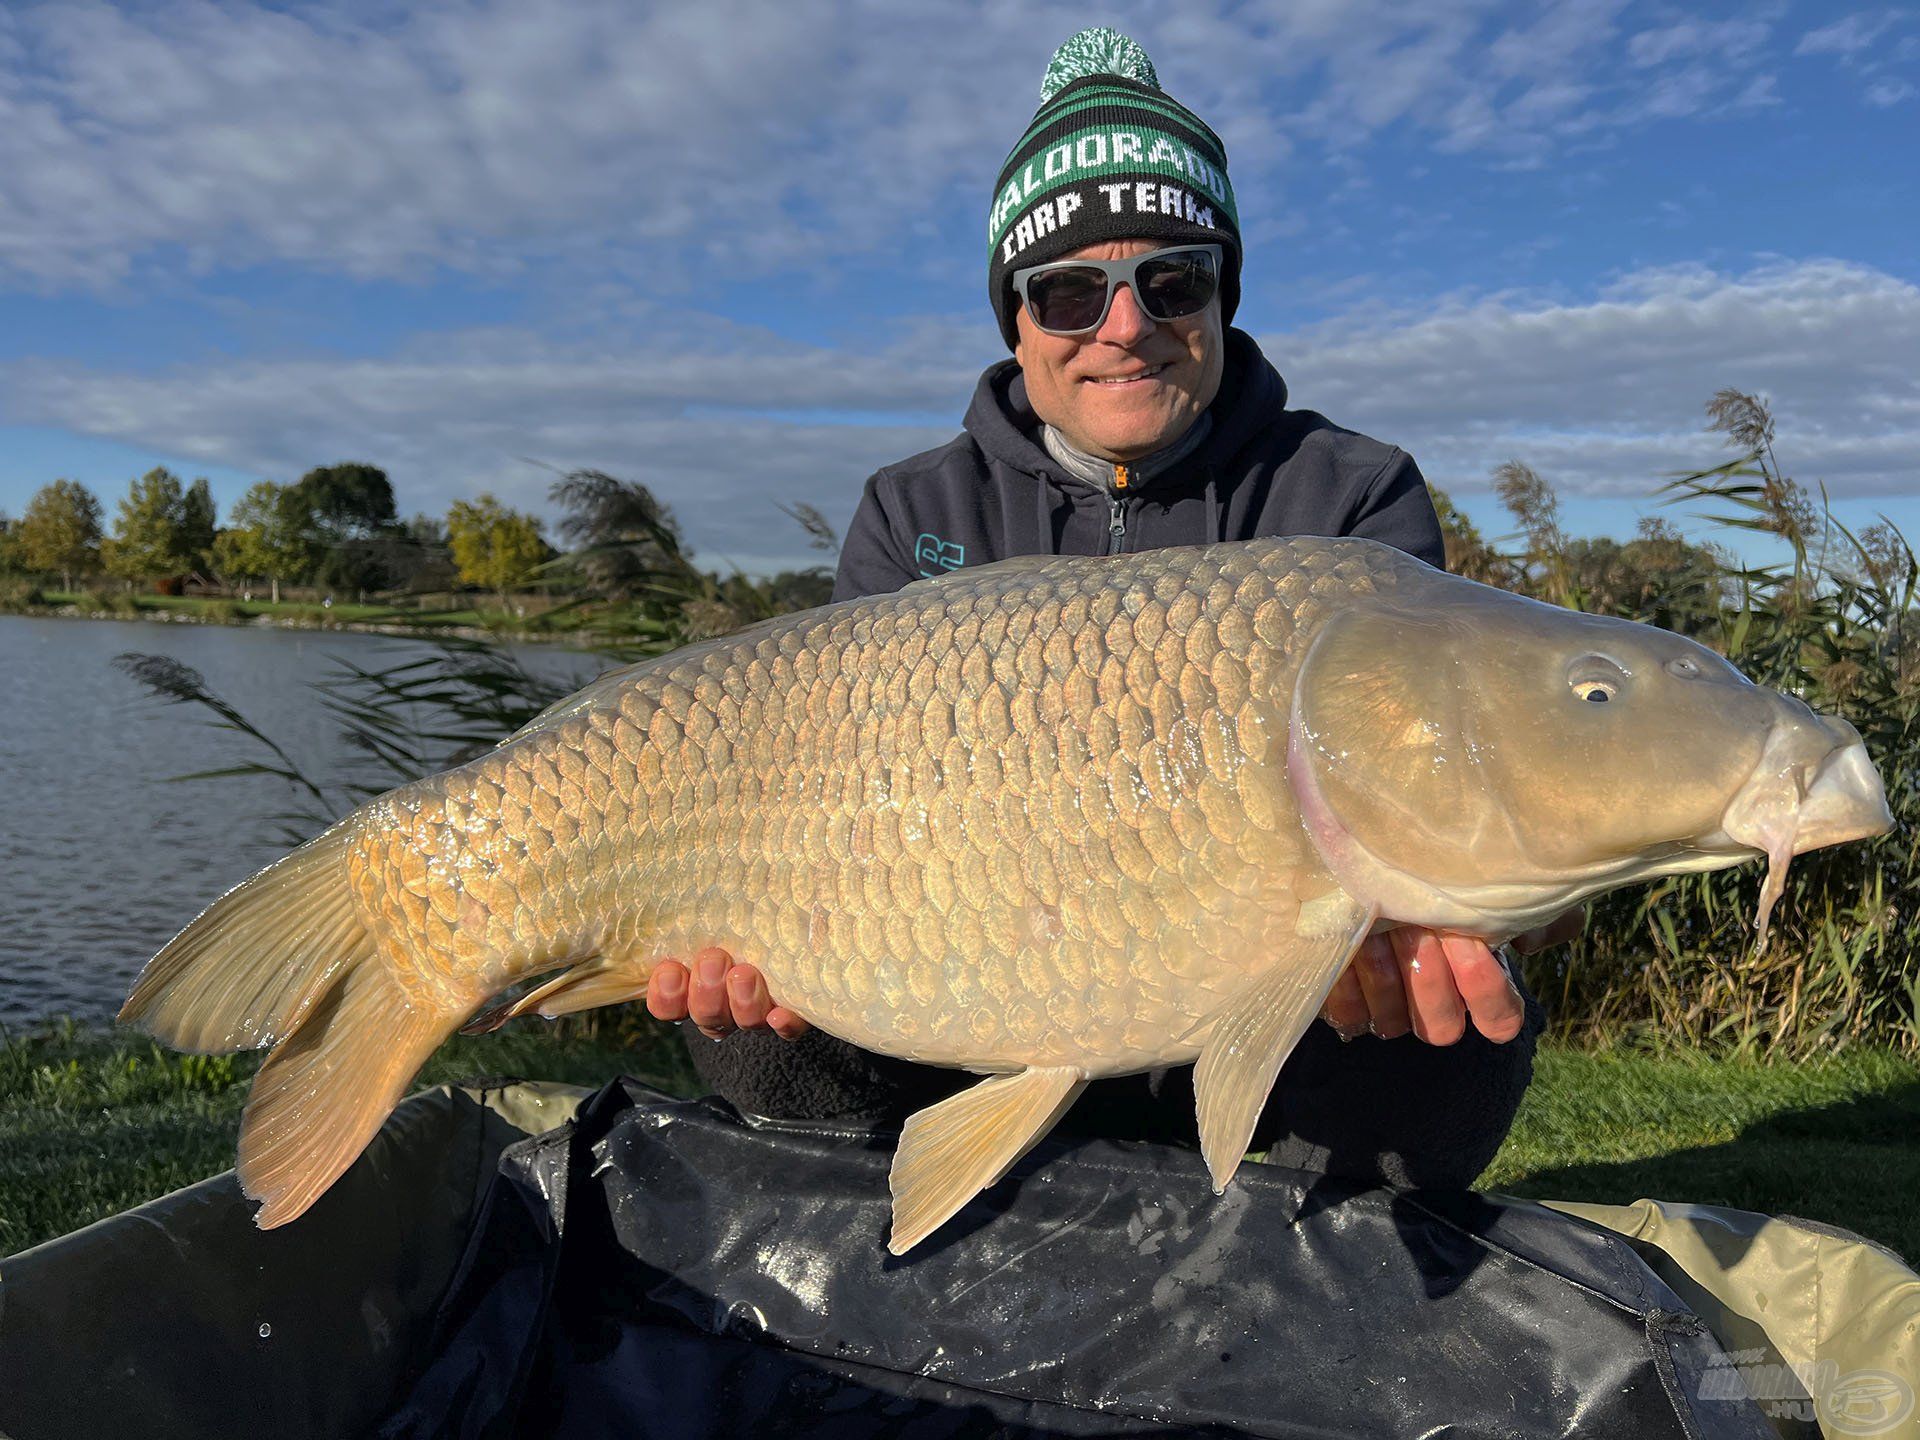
[120,537,1893,1253]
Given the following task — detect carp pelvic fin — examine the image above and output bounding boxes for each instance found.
[887,1066,1086,1256]
[459,955,640,1035]
[1194,901,1377,1194]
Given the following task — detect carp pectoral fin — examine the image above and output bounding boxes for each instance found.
[887,1066,1087,1256]
[459,957,636,1035]
[1193,901,1377,1194]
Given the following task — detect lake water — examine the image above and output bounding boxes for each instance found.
[0,615,604,1029]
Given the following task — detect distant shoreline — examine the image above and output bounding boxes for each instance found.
[0,596,600,648]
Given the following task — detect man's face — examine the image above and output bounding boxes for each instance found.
[1013,237,1225,463]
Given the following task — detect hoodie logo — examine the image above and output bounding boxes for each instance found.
[915,533,965,577]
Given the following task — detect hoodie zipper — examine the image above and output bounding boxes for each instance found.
[1107,463,1129,554]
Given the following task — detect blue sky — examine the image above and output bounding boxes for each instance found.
[1,0,1915,571]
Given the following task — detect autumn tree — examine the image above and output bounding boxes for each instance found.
[213,480,316,603]
[16,479,104,591]
[447,494,551,603]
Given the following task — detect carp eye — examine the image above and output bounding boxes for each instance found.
[1568,654,1628,704]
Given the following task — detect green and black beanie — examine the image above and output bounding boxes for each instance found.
[987,27,1241,350]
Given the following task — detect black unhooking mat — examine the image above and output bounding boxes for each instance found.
[0,1077,1778,1439]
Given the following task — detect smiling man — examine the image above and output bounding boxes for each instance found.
[649,28,1577,1188]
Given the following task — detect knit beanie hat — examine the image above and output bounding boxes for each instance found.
[987,27,1241,350]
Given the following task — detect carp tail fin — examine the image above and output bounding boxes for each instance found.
[238,959,453,1228]
[119,821,368,1054]
[119,817,461,1228]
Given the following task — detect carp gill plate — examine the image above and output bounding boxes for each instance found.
[119,537,1894,1253]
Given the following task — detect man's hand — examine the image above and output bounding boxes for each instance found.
[1319,909,1585,1046]
[646,947,811,1041]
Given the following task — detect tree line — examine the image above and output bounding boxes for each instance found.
[0,462,557,606]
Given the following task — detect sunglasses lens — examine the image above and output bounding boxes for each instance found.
[1021,248,1221,334]
[1136,250,1218,321]
[1026,266,1110,333]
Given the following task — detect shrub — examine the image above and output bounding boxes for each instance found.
[0,577,46,610]
[79,587,141,616]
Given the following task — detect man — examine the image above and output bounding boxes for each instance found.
[647,28,1578,1186]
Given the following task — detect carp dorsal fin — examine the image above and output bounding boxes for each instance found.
[888,1065,1087,1255]
[1193,899,1377,1193]
[897,550,1069,597]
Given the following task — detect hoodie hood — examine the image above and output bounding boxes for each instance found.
[962,327,1288,495]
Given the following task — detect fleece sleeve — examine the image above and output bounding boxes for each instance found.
[1347,450,1447,571]
[831,471,921,603]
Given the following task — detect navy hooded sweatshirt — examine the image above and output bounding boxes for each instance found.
[686,327,1545,1190]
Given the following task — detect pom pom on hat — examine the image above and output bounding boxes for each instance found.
[1039,26,1160,102]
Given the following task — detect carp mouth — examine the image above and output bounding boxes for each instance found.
[1716,723,1894,949]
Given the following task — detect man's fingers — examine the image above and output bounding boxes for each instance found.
[1353,933,1412,1039]
[646,959,690,1022]
[727,965,774,1029]
[1391,928,1466,1045]
[1439,934,1526,1044]
[688,946,734,1037]
[767,1006,812,1041]
[1320,964,1370,1038]
[649,948,805,1038]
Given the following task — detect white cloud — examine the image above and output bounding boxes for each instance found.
[1795,11,1899,57]
[0,0,1048,290]
[1732,72,1782,109]
[0,0,1822,292]
[1789,10,1916,111]
[5,261,1914,573]
[1627,18,1770,67]
[0,310,998,571]
[1262,259,1920,503]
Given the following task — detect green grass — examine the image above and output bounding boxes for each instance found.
[5,1026,1915,1263]
[1484,1045,1920,1261]
[0,1014,696,1257]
